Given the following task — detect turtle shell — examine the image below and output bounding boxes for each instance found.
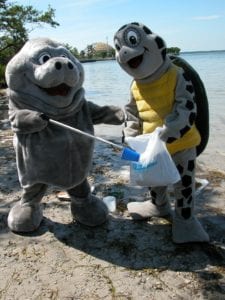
[170,55,209,156]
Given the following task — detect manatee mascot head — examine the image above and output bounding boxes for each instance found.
[5,38,84,110]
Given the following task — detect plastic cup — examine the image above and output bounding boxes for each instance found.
[103,196,116,212]
[121,147,140,162]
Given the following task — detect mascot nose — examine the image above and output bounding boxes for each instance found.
[55,61,74,70]
[55,62,62,70]
[68,62,74,69]
[119,46,131,64]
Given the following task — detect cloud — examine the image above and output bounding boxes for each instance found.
[192,15,221,21]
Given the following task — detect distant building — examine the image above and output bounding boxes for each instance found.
[92,42,114,53]
[84,42,115,58]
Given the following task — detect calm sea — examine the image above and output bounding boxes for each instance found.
[83,51,225,164]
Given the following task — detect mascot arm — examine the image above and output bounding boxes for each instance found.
[87,101,125,125]
[123,93,141,137]
[159,69,197,143]
[9,109,48,134]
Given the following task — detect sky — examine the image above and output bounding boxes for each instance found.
[15,0,225,52]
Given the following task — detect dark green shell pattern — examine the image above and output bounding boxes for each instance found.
[170,55,209,156]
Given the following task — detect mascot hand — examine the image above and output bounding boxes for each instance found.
[155,125,167,141]
[10,109,49,134]
[40,113,50,121]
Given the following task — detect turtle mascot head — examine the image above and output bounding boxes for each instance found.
[114,22,167,80]
[114,22,209,156]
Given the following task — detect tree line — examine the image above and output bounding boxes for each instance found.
[0,0,59,87]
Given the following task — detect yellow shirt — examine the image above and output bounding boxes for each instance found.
[131,66,201,154]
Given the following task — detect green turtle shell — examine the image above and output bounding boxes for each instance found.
[170,55,209,156]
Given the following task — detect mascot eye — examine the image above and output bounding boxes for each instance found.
[38,53,51,64]
[125,29,140,47]
[61,54,68,58]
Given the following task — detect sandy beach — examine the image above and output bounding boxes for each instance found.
[0,93,225,299]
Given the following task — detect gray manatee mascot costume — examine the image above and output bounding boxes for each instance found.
[6,38,124,233]
[114,22,209,243]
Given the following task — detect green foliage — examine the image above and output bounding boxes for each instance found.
[0,64,6,87]
[86,45,94,58]
[80,50,85,59]
[64,43,79,58]
[167,47,181,55]
[0,0,59,86]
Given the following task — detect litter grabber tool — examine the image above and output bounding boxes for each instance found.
[45,117,140,162]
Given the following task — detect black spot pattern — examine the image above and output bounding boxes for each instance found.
[150,190,157,204]
[182,187,192,198]
[143,26,152,34]
[182,175,192,187]
[186,100,194,110]
[155,36,165,49]
[161,48,167,60]
[150,190,157,199]
[186,84,194,93]
[177,198,184,207]
[177,164,184,174]
[187,196,193,204]
[131,22,140,26]
[181,207,191,219]
[188,160,195,172]
[166,137,176,143]
[118,25,127,32]
[180,125,190,137]
[189,112,196,125]
[183,71,191,81]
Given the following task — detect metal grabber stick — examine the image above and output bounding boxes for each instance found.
[48,118,140,162]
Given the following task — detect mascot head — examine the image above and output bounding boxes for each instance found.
[114,22,167,80]
[5,38,84,108]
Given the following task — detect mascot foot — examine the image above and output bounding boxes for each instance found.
[8,202,43,233]
[172,216,209,244]
[127,200,171,220]
[71,194,108,227]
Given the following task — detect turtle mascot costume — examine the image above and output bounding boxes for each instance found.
[6,38,124,233]
[114,22,209,243]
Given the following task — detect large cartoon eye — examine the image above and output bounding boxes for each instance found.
[38,53,51,64]
[124,29,140,47]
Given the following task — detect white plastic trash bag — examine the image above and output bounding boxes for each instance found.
[125,128,181,187]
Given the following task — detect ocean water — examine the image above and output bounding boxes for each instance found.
[83,51,225,119]
[83,59,131,107]
[83,52,225,168]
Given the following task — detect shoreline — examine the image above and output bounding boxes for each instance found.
[80,57,115,63]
